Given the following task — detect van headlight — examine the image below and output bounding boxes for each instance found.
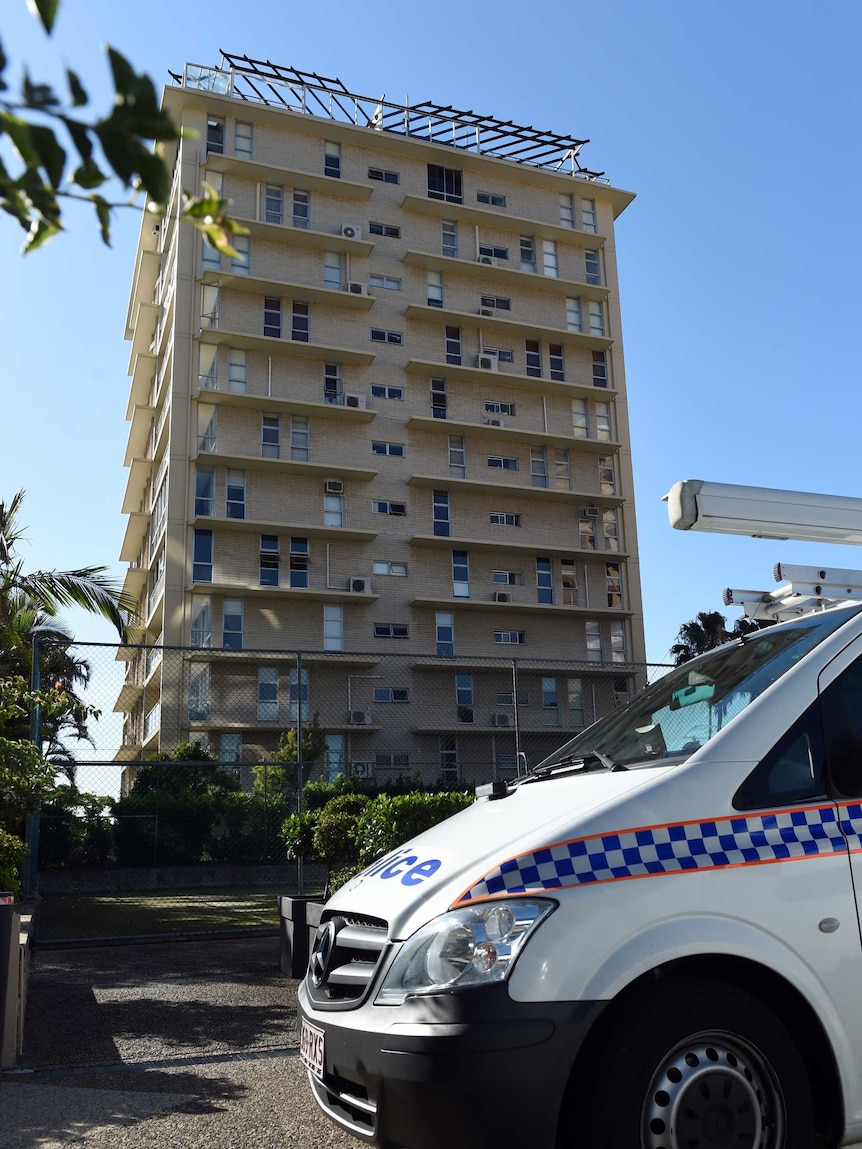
[376,899,555,1005]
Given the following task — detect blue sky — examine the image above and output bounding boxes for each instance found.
[3,0,862,667]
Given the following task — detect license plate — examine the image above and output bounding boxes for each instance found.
[300,1017,325,1081]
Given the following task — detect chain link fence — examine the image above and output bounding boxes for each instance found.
[30,641,671,943]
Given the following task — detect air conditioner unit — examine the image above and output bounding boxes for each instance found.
[483,417,504,427]
[347,281,369,295]
[340,223,362,240]
[477,255,498,267]
[493,712,515,728]
[493,591,512,603]
[324,479,344,494]
[477,355,499,371]
[345,392,367,409]
[351,760,373,777]
[349,576,371,594]
[584,506,600,518]
[350,710,372,725]
[478,308,495,317]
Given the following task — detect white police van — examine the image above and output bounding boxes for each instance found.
[298,482,862,1149]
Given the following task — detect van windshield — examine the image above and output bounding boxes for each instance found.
[534,604,862,772]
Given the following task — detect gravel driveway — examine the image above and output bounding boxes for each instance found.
[0,936,364,1148]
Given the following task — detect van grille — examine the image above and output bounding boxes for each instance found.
[305,911,389,1009]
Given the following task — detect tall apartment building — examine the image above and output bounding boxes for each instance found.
[116,55,646,786]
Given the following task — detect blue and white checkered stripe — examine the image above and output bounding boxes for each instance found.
[455,805,855,905]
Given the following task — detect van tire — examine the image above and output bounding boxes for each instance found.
[574,976,815,1149]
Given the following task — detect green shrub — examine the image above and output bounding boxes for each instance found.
[356,791,473,868]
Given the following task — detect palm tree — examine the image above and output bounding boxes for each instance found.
[670,610,770,666]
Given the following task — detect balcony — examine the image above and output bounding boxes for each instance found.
[197,325,376,365]
[407,414,620,454]
[404,303,611,351]
[409,595,630,618]
[402,250,609,302]
[125,248,161,338]
[184,578,378,604]
[400,194,608,246]
[202,152,374,201]
[191,515,377,543]
[199,268,375,310]
[124,404,155,467]
[192,389,375,425]
[229,216,373,257]
[121,563,149,601]
[404,358,616,401]
[409,533,627,558]
[128,300,160,361]
[190,450,377,483]
[119,512,149,563]
[121,458,153,515]
[407,473,624,504]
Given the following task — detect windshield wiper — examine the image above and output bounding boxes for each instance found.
[526,749,626,780]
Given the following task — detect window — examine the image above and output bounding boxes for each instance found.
[258,667,278,721]
[189,663,211,721]
[193,529,213,582]
[566,297,582,333]
[375,623,410,639]
[372,441,405,456]
[485,346,514,362]
[456,673,474,723]
[223,598,243,649]
[595,401,612,441]
[497,690,528,706]
[323,603,343,651]
[195,467,214,516]
[585,250,602,285]
[225,470,246,519]
[561,559,578,605]
[370,221,401,237]
[568,677,585,726]
[197,404,217,452]
[610,620,627,663]
[525,340,542,378]
[490,512,521,527]
[586,619,602,662]
[220,733,241,763]
[592,350,609,388]
[374,687,410,703]
[479,243,509,260]
[449,436,466,478]
[431,377,448,419]
[542,677,561,725]
[536,557,553,604]
[531,446,548,488]
[198,345,218,391]
[542,239,559,278]
[228,348,247,393]
[579,513,597,551]
[488,455,518,471]
[206,116,224,154]
[442,219,459,258]
[376,752,410,770]
[293,190,310,229]
[373,500,407,515]
[492,570,524,585]
[262,414,281,458]
[428,164,463,203]
[323,362,342,405]
[263,296,281,338]
[201,284,219,328]
[495,630,526,645]
[554,448,571,490]
[324,251,343,291]
[485,401,516,416]
[289,667,309,722]
[445,326,462,365]
[260,534,279,586]
[287,537,309,590]
[588,300,605,337]
[581,199,598,233]
[234,121,252,159]
[203,168,223,197]
[433,489,451,537]
[190,596,212,648]
[477,189,507,207]
[559,193,575,228]
[368,167,399,183]
[480,295,511,310]
[427,270,444,308]
[227,233,248,275]
[291,416,309,461]
[373,560,408,576]
[549,344,565,381]
[292,301,310,342]
[324,140,341,178]
[606,562,623,608]
[201,235,220,273]
[520,236,536,273]
[264,184,283,224]
[371,384,404,400]
[369,274,402,291]
[599,455,616,494]
[324,491,343,527]
[436,611,454,657]
[603,508,620,552]
[573,398,588,438]
[452,550,470,598]
[371,328,403,344]
[440,736,459,783]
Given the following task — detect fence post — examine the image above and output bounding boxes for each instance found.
[296,650,304,895]
[22,635,43,907]
[512,658,522,775]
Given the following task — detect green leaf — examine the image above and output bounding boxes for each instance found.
[106,46,137,100]
[198,223,241,259]
[91,195,111,246]
[23,215,61,253]
[22,71,60,109]
[134,148,170,203]
[66,68,87,107]
[28,125,66,188]
[2,114,39,167]
[61,117,93,164]
[71,158,106,190]
[26,0,60,35]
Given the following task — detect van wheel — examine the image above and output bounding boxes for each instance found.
[576,977,815,1149]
